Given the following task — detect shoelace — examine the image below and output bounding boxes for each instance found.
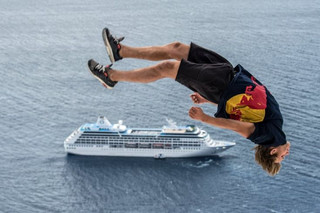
[113,36,125,44]
[95,64,113,73]
[95,64,105,72]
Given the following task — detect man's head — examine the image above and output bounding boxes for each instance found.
[254,141,291,176]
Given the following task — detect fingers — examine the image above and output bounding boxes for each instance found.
[188,107,202,120]
[190,93,200,104]
[188,107,195,118]
[189,110,196,119]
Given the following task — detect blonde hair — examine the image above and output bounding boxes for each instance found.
[254,145,281,176]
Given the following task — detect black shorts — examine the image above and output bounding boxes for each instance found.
[175,42,234,104]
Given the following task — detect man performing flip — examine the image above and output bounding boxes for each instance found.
[88,28,290,176]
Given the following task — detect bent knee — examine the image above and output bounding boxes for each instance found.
[169,41,184,52]
[156,61,175,73]
[168,41,189,60]
[155,61,179,78]
[171,41,183,49]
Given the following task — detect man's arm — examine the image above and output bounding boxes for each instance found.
[189,107,255,138]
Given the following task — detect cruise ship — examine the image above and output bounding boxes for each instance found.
[64,116,235,158]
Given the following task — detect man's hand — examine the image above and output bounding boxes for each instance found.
[189,107,206,121]
[190,92,208,104]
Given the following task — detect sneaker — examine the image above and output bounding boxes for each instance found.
[102,28,124,63]
[88,59,117,89]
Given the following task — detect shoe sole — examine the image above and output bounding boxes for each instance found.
[87,63,113,89]
[102,28,115,64]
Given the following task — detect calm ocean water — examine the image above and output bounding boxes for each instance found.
[1,0,319,212]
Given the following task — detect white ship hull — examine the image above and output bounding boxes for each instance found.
[65,141,234,158]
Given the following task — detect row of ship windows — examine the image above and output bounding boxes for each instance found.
[67,144,201,149]
[76,139,201,144]
[79,136,197,141]
[74,141,201,146]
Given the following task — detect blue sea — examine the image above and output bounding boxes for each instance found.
[1,0,319,212]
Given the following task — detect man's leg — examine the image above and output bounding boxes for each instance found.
[89,40,191,87]
[119,42,190,61]
[109,60,180,83]
[107,42,190,83]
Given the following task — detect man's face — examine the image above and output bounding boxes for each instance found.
[271,141,291,163]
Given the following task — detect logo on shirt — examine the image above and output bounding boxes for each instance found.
[226,76,267,123]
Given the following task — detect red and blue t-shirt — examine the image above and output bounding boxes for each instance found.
[215,64,287,147]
